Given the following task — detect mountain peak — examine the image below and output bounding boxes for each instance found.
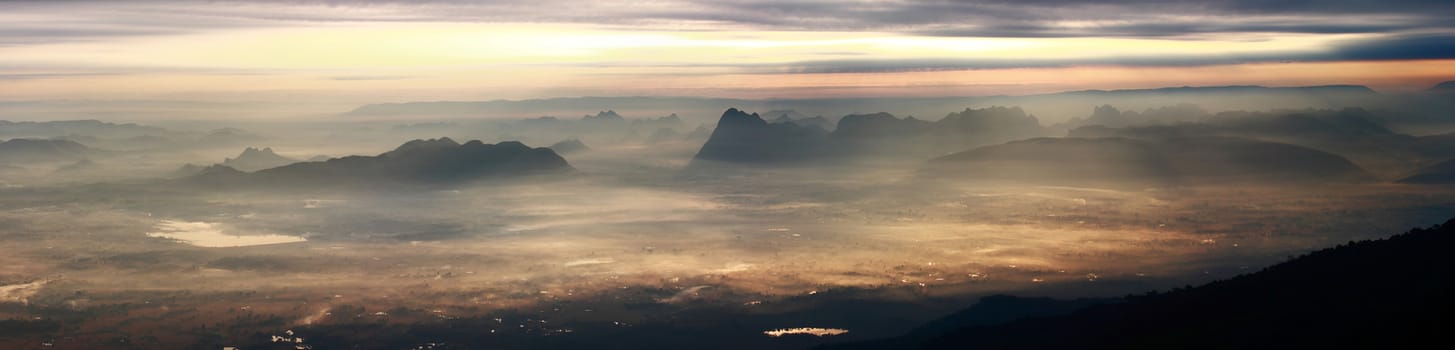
[583,110,625,122]
[239,147,277,157]
[717,108,766,128]
[691,108,829,164]
[222,146,298,172]
[389,137,461,155]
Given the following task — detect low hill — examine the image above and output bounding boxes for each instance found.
[0,138,94,163]
[548,139,590,154]
[1066,108,1425,177]
[1430,81,1455,93]
[1398,158,1455,184]
[927,137,1371,186]
[188,138,571,188]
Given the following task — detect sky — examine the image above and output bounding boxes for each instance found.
[2,0,1454,103]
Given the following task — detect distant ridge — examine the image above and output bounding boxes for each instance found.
[341,84,1383,120]
[0,138,93,163]
[548,139,589,154]
[220,147,298,172]
[1431,81,1455,92]
[187,138,571,188]
[927,136,1373,186]
[1398,158,1455,184]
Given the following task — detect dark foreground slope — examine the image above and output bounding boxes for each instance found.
[819,296,1113,350]
[187,138,571,188]
[830,218,1455,349]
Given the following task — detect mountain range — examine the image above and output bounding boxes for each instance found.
[692,107,1047,165]
[341,85,1399,124]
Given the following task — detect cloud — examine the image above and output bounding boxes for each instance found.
[1328,34,1455,60]
[773,56,1287,74]
[0,0,1451,44]
[0,72,123,81]
[768,33,1455,73]
[914,20,1438,38]
[328,75,415,81]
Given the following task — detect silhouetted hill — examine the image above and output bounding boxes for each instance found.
[895,218,1455,350]
[1059,103,1211,129]
[549,139,590,154]
[170,163,208,178]
[826,107,1046,158]
[0,138,93,163]
[833,112,929,139]
[1069,108,1400,144]
[769,110,836,130]
[684,124,712,140]
[692,108,829,164]
[184,164,249,187]
[630,113,683,129]
[220,147,298,172]
[188,138,571,187]
[928,137,1371,186]
[582,110,625,123]
[645,127,681,144]
[1398,158,1455,184]
[1431,81,1455,93]
[1409,132,1455,158]
[692,107,1047,164]
[927,106,1044,148]
[1068,108,1425,177]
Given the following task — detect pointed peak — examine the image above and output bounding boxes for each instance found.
[716,108,767,127]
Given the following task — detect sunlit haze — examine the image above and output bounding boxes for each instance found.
[2,1,1453,105]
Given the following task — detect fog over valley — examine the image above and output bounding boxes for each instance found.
[3,86,1455,348]
[3,1,1455,348]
